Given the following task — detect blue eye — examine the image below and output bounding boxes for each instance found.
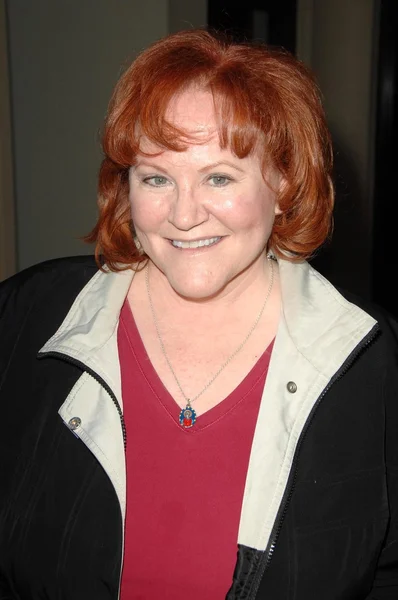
[209,175,232,187]
[143,176,169,187]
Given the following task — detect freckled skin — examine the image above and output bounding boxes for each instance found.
[129,89,282,302]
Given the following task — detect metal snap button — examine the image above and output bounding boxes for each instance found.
[287,381,297,393]
[68,417,82,430]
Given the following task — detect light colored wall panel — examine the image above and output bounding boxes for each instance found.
[0,0,16,280]
[7,0,168,270]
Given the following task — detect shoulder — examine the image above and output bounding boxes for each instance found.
[0,255,99,324]
[0,255,98,296]
[339,287,398,356]
[304,258,398,349]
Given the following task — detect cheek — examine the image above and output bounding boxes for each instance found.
[129,194,167,231]
[218,192,275,231]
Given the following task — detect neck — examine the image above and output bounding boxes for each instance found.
[146,254,275,323]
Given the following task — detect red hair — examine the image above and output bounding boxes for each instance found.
[86,28,334,270]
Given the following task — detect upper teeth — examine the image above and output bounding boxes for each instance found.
[171,237,221,249]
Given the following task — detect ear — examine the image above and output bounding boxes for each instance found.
[274,175,287,215]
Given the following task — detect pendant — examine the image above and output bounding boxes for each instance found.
[179,401,197,429]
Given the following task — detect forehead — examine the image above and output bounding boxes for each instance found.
[165,88,217,136]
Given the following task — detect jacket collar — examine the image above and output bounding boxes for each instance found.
[40,266,134,402]
[40,258,376,375]
[278,258,377,376]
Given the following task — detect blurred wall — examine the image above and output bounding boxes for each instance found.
[297,0,379,298]
[5,0,205,273]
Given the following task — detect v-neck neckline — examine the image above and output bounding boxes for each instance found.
[120,299,274,433]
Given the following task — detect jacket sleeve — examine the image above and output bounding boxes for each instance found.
[366,317,398,598]
[0,273,29,389]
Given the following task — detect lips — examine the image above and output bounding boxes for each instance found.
[170,236,221,249]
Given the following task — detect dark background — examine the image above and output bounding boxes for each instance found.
[208,0,398,317]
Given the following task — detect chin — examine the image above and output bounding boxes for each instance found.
[168,275,228,302]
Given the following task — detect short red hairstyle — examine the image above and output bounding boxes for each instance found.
[86,28,334,270]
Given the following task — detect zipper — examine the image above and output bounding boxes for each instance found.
[38,350,127,449]
[248,324,380,599]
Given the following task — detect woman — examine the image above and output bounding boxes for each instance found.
[0,28,397,600]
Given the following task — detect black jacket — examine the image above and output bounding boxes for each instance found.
[0,255,398,599]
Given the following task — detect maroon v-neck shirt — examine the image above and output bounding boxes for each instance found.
[118,300,273,599]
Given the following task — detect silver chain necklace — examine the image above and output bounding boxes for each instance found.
[145,256,274,429]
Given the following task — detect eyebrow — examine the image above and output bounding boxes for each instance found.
[134,160,245,174]
[133,161,169,174]
[198,161,245,174]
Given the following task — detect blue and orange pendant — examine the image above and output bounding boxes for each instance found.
[179,401,197,429]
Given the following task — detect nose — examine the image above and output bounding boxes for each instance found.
[168,184,209,231]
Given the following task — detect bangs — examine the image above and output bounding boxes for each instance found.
[106,69,267,166]
[211,75,263,159]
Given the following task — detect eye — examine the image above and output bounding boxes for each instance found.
[208,174,233,187]
[143,175,169,187]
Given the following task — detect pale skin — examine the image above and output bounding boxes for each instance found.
[127,89,282,417]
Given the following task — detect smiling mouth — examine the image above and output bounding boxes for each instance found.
[170,236,222,249]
